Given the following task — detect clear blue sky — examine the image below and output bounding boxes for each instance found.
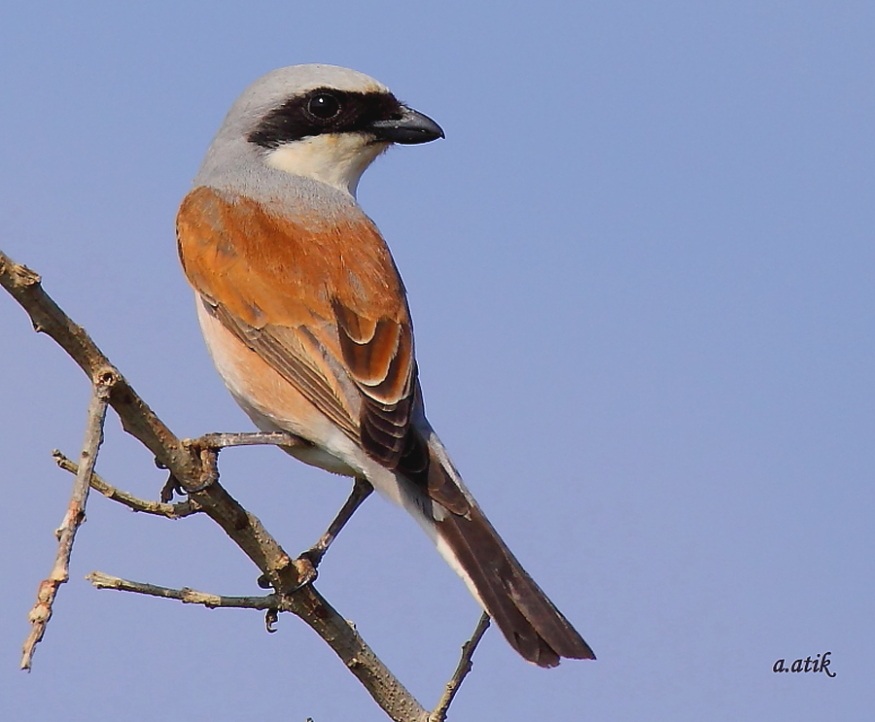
[2,2,872,719]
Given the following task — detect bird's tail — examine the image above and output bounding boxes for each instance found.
[403,430,595,667]
[433,499,595,667]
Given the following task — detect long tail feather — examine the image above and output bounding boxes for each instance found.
[434,503,595,667]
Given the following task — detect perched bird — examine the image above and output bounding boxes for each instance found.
[177,64,594,667]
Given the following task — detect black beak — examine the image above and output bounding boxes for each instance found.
[369,105,444,145]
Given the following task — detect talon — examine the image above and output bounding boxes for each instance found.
[265,608,279,633]
[160,474,184,503]
[288,554,319,592]
[256,556,317,594]
[298,547,326,570]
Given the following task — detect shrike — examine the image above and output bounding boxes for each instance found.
[177,64,594,667]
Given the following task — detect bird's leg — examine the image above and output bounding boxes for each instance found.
[258,477,374,593]
[273,478,374,592]
[300,477,374,569]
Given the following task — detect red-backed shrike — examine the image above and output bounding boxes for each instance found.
[177,64,594,667]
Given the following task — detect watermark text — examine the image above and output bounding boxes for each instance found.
[773,651,835,677]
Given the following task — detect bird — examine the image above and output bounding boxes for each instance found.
[176,64,594,667]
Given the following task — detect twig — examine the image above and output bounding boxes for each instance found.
[21,372,112,670]
[429,613,491,722]
[188,431,307,450]
[52,450,201,518]
[87,571,280,610]
[160,432,308,502]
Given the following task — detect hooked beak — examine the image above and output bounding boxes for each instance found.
[369,105,445,145]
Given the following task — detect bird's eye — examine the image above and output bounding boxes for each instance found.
[307,93,341,120]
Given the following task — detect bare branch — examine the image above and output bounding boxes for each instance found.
[188,431,307,450]
[52,450,202,518]
[429,613,491,722]
[21,373,112,670]
[86,571,280,610]
[85,571,432,722]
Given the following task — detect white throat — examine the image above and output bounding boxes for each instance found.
[265,133,388,197]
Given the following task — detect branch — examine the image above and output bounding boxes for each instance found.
[53,450,201,518]
[87,571,280,610]
[21,373,111,670]
[429,613,491,722]
[188,431,307,451]
[2,249,430,720]
[88,569,490,720]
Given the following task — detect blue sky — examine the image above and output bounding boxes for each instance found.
[2,2,872,719]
